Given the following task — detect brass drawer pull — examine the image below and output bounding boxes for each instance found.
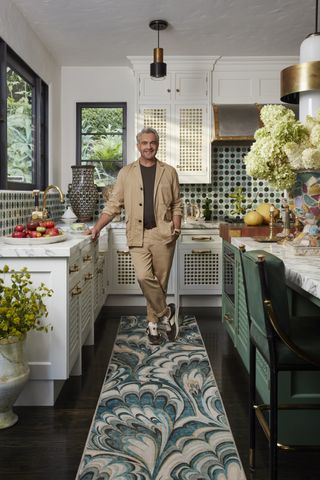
[83,254,92,262]
[191,236,212,241]
[71,286,82,296]
[117,250,130,255]
[191,249,211,254]
[84,273,93,281]
[224,313,232,323]
[69,264,80,273]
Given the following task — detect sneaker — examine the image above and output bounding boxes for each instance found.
[162,303,178,341]
[146,327,163,345]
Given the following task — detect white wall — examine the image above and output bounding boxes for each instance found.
[61,66,135,192]
[0,0,61,185]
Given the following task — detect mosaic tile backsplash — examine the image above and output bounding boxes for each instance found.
[0,145,283,236]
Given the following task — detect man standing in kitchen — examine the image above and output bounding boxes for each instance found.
[88,127,182,345]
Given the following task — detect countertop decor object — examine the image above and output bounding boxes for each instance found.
[3,233,68,245]
[60,206,77,224]
[0,265,53,428]
[68,165,99,222]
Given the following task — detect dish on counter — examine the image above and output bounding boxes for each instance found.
[3,233,68,245]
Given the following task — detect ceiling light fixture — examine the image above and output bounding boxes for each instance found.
[281,0,320,121]
[149,19,168,80]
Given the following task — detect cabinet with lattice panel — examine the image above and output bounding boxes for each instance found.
[178,230,222,295]
[108,228,176,295]
[132,58,214,184]
[138,103,210,183]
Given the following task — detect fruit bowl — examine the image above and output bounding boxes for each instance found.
[3,233,68,245]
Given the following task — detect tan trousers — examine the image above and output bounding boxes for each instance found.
[129,227,176,323]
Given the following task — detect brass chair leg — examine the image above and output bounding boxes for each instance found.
[249,342,256,471]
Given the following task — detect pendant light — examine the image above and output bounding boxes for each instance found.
[281,0,320,122]
[149,19,168,80]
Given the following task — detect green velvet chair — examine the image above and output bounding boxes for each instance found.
[239,248,320,480]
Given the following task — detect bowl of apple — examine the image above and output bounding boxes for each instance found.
[3,220,68,245]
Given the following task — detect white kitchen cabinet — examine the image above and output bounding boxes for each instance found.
[0,233,108,406]
[109,229,141,294]
[138,103,210,183]
[108,227,176,296]
[178,230,222,295]
[79,242,95,346]
[131,57,215,184]
[138,71,209,104]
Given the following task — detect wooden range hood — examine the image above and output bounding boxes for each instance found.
[212,103,299,142]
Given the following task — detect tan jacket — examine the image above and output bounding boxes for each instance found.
[102,159,182,246]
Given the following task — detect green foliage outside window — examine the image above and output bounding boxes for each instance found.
[79,105,126,187]
[7,68,33,183]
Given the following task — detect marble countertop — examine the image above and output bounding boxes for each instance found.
[105,220,220,230]
[0,220,220,258]
[231,237,320,301]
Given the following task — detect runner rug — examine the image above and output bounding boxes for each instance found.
[76,315,246,480]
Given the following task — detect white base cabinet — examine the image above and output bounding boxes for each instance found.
[178,230,222,295]
[0,231,108,406]
[107,226,221,307]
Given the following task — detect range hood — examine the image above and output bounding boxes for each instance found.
[212,103,299,142]
[212,104,262,141]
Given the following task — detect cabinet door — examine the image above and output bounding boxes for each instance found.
[138,104,171,164]
[173,72,209,103]
[178,235,221,294]
[138,73,172,103]
[109,231,141,294]
[175,105,211,183]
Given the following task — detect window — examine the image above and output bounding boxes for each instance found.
[0,38,48,190]
[76,102,127,187]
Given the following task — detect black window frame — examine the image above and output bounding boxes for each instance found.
[76,102,127,189]
[0,38,48,190]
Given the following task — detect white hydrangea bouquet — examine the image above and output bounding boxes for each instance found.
[244,104,320,191]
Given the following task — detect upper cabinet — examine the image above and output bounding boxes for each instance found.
[212,57,299,104]
[129,56,217,184]
[138,71,209,104]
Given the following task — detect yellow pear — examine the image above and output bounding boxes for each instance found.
[243,210,264,226]
[255,203,280,224]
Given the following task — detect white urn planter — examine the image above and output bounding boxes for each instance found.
[0,335,30,429]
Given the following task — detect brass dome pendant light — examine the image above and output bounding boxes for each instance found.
[281,0,320,122]
[149,19,168,79]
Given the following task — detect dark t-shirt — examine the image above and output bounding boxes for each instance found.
[140,163,156,229]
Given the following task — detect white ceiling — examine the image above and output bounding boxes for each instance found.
[9,0,317,66]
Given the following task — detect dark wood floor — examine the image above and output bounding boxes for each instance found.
[0,306,319,479]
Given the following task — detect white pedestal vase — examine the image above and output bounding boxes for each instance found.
[0,335,30,429]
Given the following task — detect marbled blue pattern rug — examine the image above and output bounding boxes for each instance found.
[76,315,246,480]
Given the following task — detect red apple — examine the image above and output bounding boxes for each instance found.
[14,224,25,232]
[47,227,60,237]
[12,230,26,238]
[26,221,40,231]
[29,230,42,238]
[44,220,55,229]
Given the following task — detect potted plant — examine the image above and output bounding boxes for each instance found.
[0,265,53,429]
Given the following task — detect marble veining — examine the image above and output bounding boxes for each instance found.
[231,237,320,301]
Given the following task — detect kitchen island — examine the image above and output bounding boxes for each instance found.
[222,236,320,445]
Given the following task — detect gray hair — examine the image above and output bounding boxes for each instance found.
[136,128,159,144]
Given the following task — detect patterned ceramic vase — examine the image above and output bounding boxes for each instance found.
[68,166,99,222]
[0,335,30,429]
[288,170,320,223]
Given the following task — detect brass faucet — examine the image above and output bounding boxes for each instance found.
[42,185,64,220]
[31,185,64,220]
